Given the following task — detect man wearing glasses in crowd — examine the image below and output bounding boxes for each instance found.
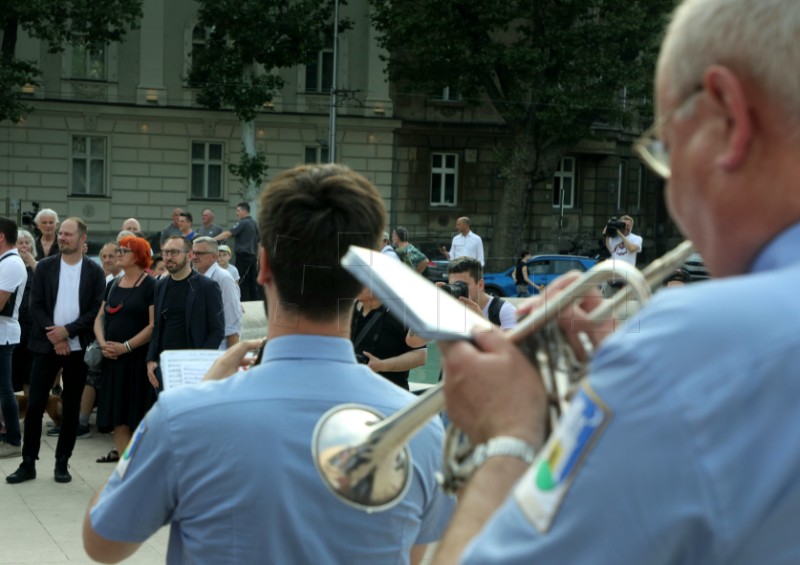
[145,236,224,391]
[432,0,800,562]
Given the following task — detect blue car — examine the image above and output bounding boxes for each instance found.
[482,255,598,297]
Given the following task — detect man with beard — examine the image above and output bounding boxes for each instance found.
[6,218,105,483]
[145,236,223,392]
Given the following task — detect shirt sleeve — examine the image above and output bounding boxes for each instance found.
[476,235,485,266]
[219,275,242,337]
[90,401,178,543]
[498,301,517,329]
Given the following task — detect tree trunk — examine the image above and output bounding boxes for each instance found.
[240,118,259,204]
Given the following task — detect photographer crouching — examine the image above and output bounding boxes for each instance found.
[602,214,642,297]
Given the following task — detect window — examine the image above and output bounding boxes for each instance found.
[304,145,330,164]
[71,36,105,80]
[552,156,576,209]
[71,136,106,195]
[191,142,223,199]
[430,152,458,206]
[190,26,210,79]
[432,86,462,102]
[305,30,334,93]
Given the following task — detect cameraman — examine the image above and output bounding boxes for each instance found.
[446,257,517,329]
[602,215,642,296]
[351,285,426,390]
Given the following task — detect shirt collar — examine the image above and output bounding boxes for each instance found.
[749,221,800,273]
[259,335,357,365]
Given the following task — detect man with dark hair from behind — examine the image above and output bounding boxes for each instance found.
[215,201,259,301]
[84,164,454,564]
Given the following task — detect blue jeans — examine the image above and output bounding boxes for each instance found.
[0,343,20,446]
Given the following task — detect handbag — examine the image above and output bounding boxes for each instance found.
[84,340,104,371]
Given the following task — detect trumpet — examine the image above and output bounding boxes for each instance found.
[312,241,695,512]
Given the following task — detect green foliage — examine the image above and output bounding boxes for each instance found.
[228,150,268,191]
[189,0,348,123]
[370,0,671,148]
[1,0,143,122]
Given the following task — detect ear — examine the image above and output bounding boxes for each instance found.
[257,246,271,285]
[704,65,753,171]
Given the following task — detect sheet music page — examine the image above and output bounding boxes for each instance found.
[160,349,224,390]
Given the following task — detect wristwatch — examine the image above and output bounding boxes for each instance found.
[471,436,537,469]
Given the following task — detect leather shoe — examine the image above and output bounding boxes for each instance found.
[6,457,36,484]
[54,457,71,483]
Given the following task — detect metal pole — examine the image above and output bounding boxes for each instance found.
[328,0,339,163]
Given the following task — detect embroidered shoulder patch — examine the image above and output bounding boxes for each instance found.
[513,383,612,532]
[116,420,147,480]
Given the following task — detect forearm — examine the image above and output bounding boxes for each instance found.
[379,348,426,372]
[215,231,232,241]
[432,457,530,565]
[126,324,153,350]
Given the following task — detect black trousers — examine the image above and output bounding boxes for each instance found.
[236,253,259,302]
[23,351,88,461]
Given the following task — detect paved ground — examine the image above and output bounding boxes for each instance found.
[0,422,169,564]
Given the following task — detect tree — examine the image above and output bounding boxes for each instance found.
[369,0,673,267]
[189,0,346,201]
[0,0,143,123]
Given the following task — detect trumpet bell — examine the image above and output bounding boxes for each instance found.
[312,404,412,512]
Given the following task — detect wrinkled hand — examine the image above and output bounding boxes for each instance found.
[440,331,547,447]
[54,341,70,356]
[202,339,265,382]
[46,325,69,345]
[515,271,616,362]
[146,361,159,388]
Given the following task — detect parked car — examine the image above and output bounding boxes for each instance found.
[482,254,598,297]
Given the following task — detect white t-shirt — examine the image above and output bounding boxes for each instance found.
[54,260,83,351]
[0,249,28,345]
[607,233,643,266]
[482,296,517,329]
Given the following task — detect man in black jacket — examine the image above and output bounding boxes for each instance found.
[7,217,105,484]
[146,236,224,390]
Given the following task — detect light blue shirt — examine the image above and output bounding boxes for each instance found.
[202,262,242,347]
[91,335,454,564]
[462,222,800,564]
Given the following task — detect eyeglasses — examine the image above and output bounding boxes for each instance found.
[633,87,704,179]
[161,249,185,257]
[115,248,133,255]
[192,251,214,256]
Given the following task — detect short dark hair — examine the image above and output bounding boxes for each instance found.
[519,249,530,260]
[393,226,409,243]
[258,164,385,320]
[164,235,192,252]
[0,217,18,245]
[447,256,483,283]
[179,212,193,223]
[237,202,251,213]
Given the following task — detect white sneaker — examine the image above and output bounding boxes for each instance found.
[0,443,22,458]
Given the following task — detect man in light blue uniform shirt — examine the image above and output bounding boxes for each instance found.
[431,0,800,563]
[83,164,454,564]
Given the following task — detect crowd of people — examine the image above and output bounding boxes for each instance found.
[4,0,799,562]
[0,204,251,479]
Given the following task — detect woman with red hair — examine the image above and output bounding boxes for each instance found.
[92,236,155,463]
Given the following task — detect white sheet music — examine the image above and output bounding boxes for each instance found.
[160,349,224,390]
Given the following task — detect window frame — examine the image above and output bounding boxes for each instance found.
[552,156,576,210]
[304,145,330,164]
[430,152,459,206]
[190,141,225,200]
[70,135,108,196]
[70,34,106,81]
[304,30,334,94]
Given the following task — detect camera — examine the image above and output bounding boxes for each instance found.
[21,201,41,234]
[355,353,369,364]
[441,280,469,299]
[605,217,627,237]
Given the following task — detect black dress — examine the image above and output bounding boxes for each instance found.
[97,275,156,432]
[34,237,59,259]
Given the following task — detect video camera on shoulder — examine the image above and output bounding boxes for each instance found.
[605,217,627,237]
[441,280,469,299]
